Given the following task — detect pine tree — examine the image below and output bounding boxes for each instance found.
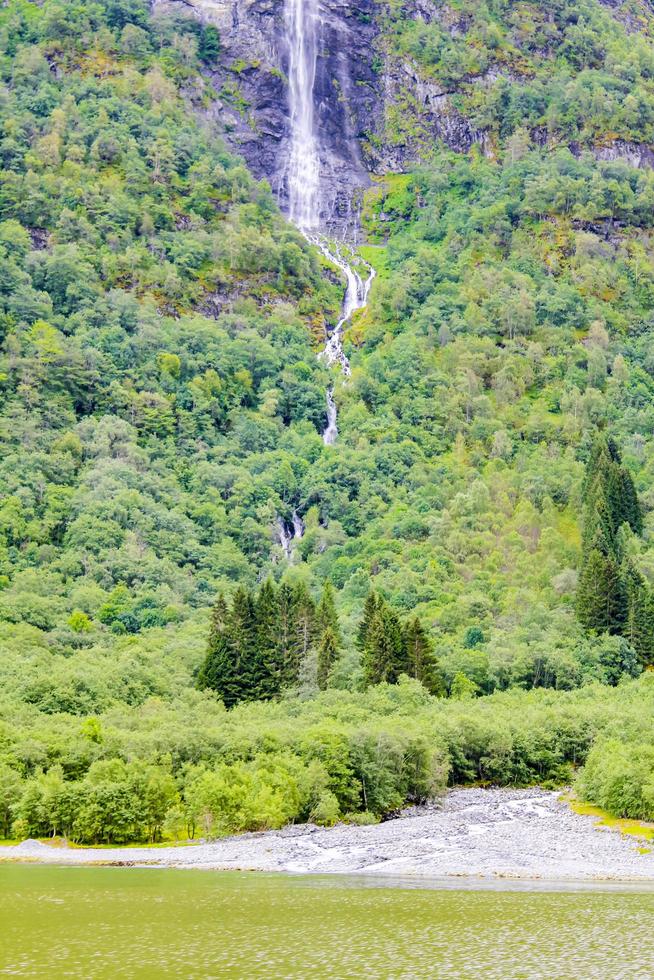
[623,563,654,665]
[361,600,410,687]
[314,582,341,690]
[229,587,260,702]
[254,580,281,699]
[620,468,643,535]
[576,549,628,634]
[207,594,228,648]
[197,593,250,708]
[362,609,393,685]
[582,435,642,546]
[404,616,445,696]
[582,492,616,556]
[581,437,613,500]
[276,583,300,688]
[316,582,341,646]
[317,627,338,691]
[384,606,411,681]
[356,592,379,652]
[577,434,647,647]
[292,582,316,668]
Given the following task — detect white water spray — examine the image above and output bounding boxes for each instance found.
[276,509,305,561]
[284,0,374,446]
[285,0,320,230]
[312,239,375,444]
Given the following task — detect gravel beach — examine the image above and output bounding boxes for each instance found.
[3,788,654,882]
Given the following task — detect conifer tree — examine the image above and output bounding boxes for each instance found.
[314,582,341,690]
[255,580,281,699]
[620,468,643,536]
[317,627,338,690]
[277,583,300,688]
[577,434,647,651]
[623,563,654,665]
[197,592,249,708]
[576,549,628,635]
[357,592,379,652]
[362,609,394,686]
[404,616,445,696]
[293,582,317,668]
[316,582,341,645]
[361,599,410,686]
[228,587,260,702]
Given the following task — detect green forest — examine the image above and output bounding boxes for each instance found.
[2,0,654,843]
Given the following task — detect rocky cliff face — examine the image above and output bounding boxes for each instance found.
[151,0,654,231]
[151,0,484,232]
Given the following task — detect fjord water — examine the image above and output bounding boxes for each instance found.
[3,867,654,978]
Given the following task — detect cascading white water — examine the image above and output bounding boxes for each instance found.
[285,0,320,230]
[284,0,374,446]
[313,239,375,444]
[313,240,376,378]
[276,509,306,561]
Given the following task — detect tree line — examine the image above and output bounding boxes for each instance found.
[197,581,342,706]
[198,583,444,707]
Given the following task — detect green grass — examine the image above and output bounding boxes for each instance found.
[568,797,654,843]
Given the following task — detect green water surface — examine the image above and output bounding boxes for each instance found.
[1,866,654,978]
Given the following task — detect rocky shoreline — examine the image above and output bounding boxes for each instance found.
[2,789,654,882]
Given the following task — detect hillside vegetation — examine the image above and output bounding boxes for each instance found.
[2,0,654,842]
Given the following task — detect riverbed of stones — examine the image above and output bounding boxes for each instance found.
[4,788,654,882]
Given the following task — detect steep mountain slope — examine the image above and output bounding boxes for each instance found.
[2,0,654,840]
[2,0,654,702]
[154,0,654,218]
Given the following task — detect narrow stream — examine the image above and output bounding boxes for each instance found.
[310,238,375,443]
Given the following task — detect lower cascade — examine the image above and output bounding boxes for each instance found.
[276,509,305,561]
[283,0,374,446]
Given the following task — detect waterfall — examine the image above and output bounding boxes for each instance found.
[284,0,374,445]
[313,239,376,378]
[323,388,338,445]
[276,516,293,561]
[285,0,320,230]
[276,509,306,561]
[291,509,305,540]
[313,240,375,445]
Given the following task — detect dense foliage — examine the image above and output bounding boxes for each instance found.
[2,0,654,841]
[379,0,654,154]
[4,673,654,842]
[197,585,443,707]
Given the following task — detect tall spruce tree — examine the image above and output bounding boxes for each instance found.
[317,627,338,690]
[404,616,446,696]
[576,434,649,656]
[292,582,317,669]
[276,583,300,688]
[623,562,654,665]
[361,596,411,686]
[357,592,379,652]
[316,582,341,644]
[254,580,281,699]
[228,587,260,702]
[576,549,628,634]
[197,594,234,698]
[314,582,341,691]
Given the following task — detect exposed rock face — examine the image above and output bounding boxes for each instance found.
[591,140,654,170]
[150,0,487,231]
[151,0,654,230]
[152,0,377,231]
